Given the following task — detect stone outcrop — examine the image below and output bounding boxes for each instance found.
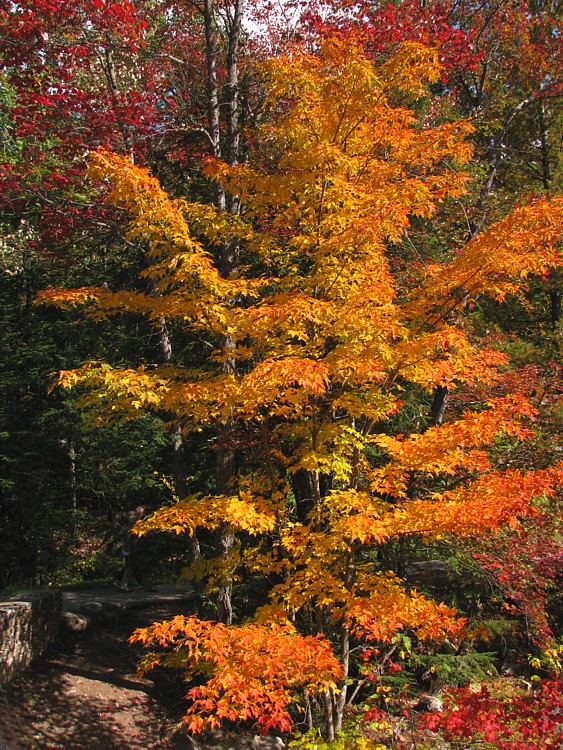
[169,728,286,750]
[0,590,62,687]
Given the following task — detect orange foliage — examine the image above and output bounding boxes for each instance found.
[37,36,563,734]
[131,616,342,733]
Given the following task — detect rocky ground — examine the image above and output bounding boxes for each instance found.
[0,591,292,750]
[0,598,197,750]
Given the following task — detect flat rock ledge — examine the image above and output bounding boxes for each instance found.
[61,584,194,632]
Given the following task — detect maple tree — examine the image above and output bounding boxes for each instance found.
[0,0,156,247]
[0,0,258,255]
[312,0,563,326]
[37,33,563,738]
[131,615,343,733]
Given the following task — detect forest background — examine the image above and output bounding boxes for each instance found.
[1,0,563,747]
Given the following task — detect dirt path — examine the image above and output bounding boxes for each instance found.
[0,603,193,750]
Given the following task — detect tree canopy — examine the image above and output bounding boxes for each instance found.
[2,1,562,745]
[37,34,563,738]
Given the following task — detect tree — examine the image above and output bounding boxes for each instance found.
[0,1,166,586]
[38,38,563,738]
[0,0,260,587]
[312,0,563,328]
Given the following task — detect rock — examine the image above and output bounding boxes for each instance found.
[168,728,199,750]
[0,590,62,687]
[168,729,285,750]
[413,695,443,713]
[406,560,455,585]
[252,736,285,750]
[61,611,91,632]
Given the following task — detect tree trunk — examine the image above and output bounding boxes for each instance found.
[203,0,225,210]
[550,289,561,329]
[322,691,336,742]
[156,317,202,568]
[538,102,551,192]
[201,0,245,624]
[214,432,235,624]
[225,0,244,213]
[100,34,132,158]
[428,384,450,426]
[291,469,316,522]
[68,437,77,511]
